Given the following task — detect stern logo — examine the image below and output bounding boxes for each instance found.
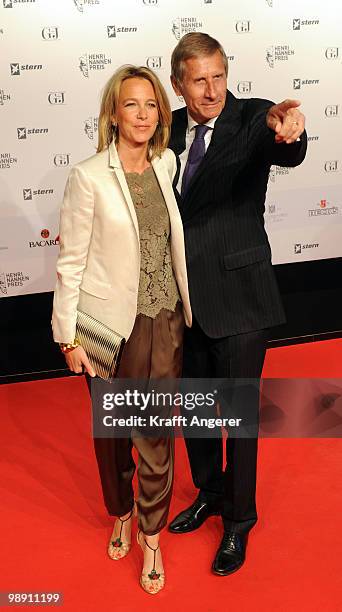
[293,78,319,89]
[17,126,48,139]
[10,62,43,75]
[293,18,319,30]
[23,187,54,200]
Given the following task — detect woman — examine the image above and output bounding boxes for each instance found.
[52,65,192,594]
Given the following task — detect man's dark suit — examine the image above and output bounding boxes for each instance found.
[169,91,307,534]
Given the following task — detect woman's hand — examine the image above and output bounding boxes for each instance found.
[64,345,96,377]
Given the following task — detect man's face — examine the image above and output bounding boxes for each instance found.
[172,50,227,124]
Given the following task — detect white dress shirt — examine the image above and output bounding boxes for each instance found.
[176,112,219,194]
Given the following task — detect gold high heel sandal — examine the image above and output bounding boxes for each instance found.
[107,506,135,561]
[137,530,165,595]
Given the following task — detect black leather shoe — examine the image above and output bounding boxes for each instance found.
[212,532,248,576]
[168,496,221,534]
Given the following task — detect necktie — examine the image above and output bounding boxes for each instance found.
[181,124,210,197]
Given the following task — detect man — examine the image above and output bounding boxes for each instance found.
[167,33,307,575]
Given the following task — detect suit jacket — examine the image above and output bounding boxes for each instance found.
[169,91,307,339]
[52,141,192,344]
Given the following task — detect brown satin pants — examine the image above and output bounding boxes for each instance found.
[91,302,184,535]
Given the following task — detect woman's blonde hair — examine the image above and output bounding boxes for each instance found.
[97,65,171,160]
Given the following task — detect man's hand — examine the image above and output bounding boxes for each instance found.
[64,345,96,377]
[266,99,305,144]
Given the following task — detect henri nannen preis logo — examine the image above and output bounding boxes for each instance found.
[266,45,295,69]
[1,271,30,291]
[172,17,203,41]
[0,272,7,295]
[79,53,112,77]
[84,117,98,140]
[269,166,290,183]
[73,0,100,12]
[10,62,43,76]
[0,152,18,169]
[0,89,11,105]
[17,126,48,139]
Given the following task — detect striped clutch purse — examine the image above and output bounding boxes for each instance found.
[75,309,125,380]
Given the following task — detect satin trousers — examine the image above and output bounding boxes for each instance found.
[86,302,184,535]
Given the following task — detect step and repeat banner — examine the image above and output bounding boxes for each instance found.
[0,0,341,297]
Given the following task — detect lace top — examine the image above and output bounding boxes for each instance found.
[125,166,181,319]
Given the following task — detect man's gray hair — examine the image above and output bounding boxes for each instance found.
[171,32,228,84]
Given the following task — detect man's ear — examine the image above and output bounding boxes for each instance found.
[170,75,182,97]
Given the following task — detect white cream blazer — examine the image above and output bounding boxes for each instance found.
[52,142,192,343]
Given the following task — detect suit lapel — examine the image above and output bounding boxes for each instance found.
[108,141,140,241]
[172,92,243,218]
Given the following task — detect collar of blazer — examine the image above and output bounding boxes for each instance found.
[170,90,242,156]
[107,140,179,244]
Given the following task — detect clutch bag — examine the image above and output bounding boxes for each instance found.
[75,309,125,380]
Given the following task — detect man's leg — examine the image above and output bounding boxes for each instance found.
[169,317,223,533]
[209,328,268,574]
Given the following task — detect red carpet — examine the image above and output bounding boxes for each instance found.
[1,339,342,611]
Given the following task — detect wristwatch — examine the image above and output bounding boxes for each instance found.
[59,340,80,354]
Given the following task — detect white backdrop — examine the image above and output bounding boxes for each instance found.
[0,0,341,297]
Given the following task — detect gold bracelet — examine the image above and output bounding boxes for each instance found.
[59,340,80,354]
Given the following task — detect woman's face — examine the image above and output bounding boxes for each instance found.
[114,77,159,148]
